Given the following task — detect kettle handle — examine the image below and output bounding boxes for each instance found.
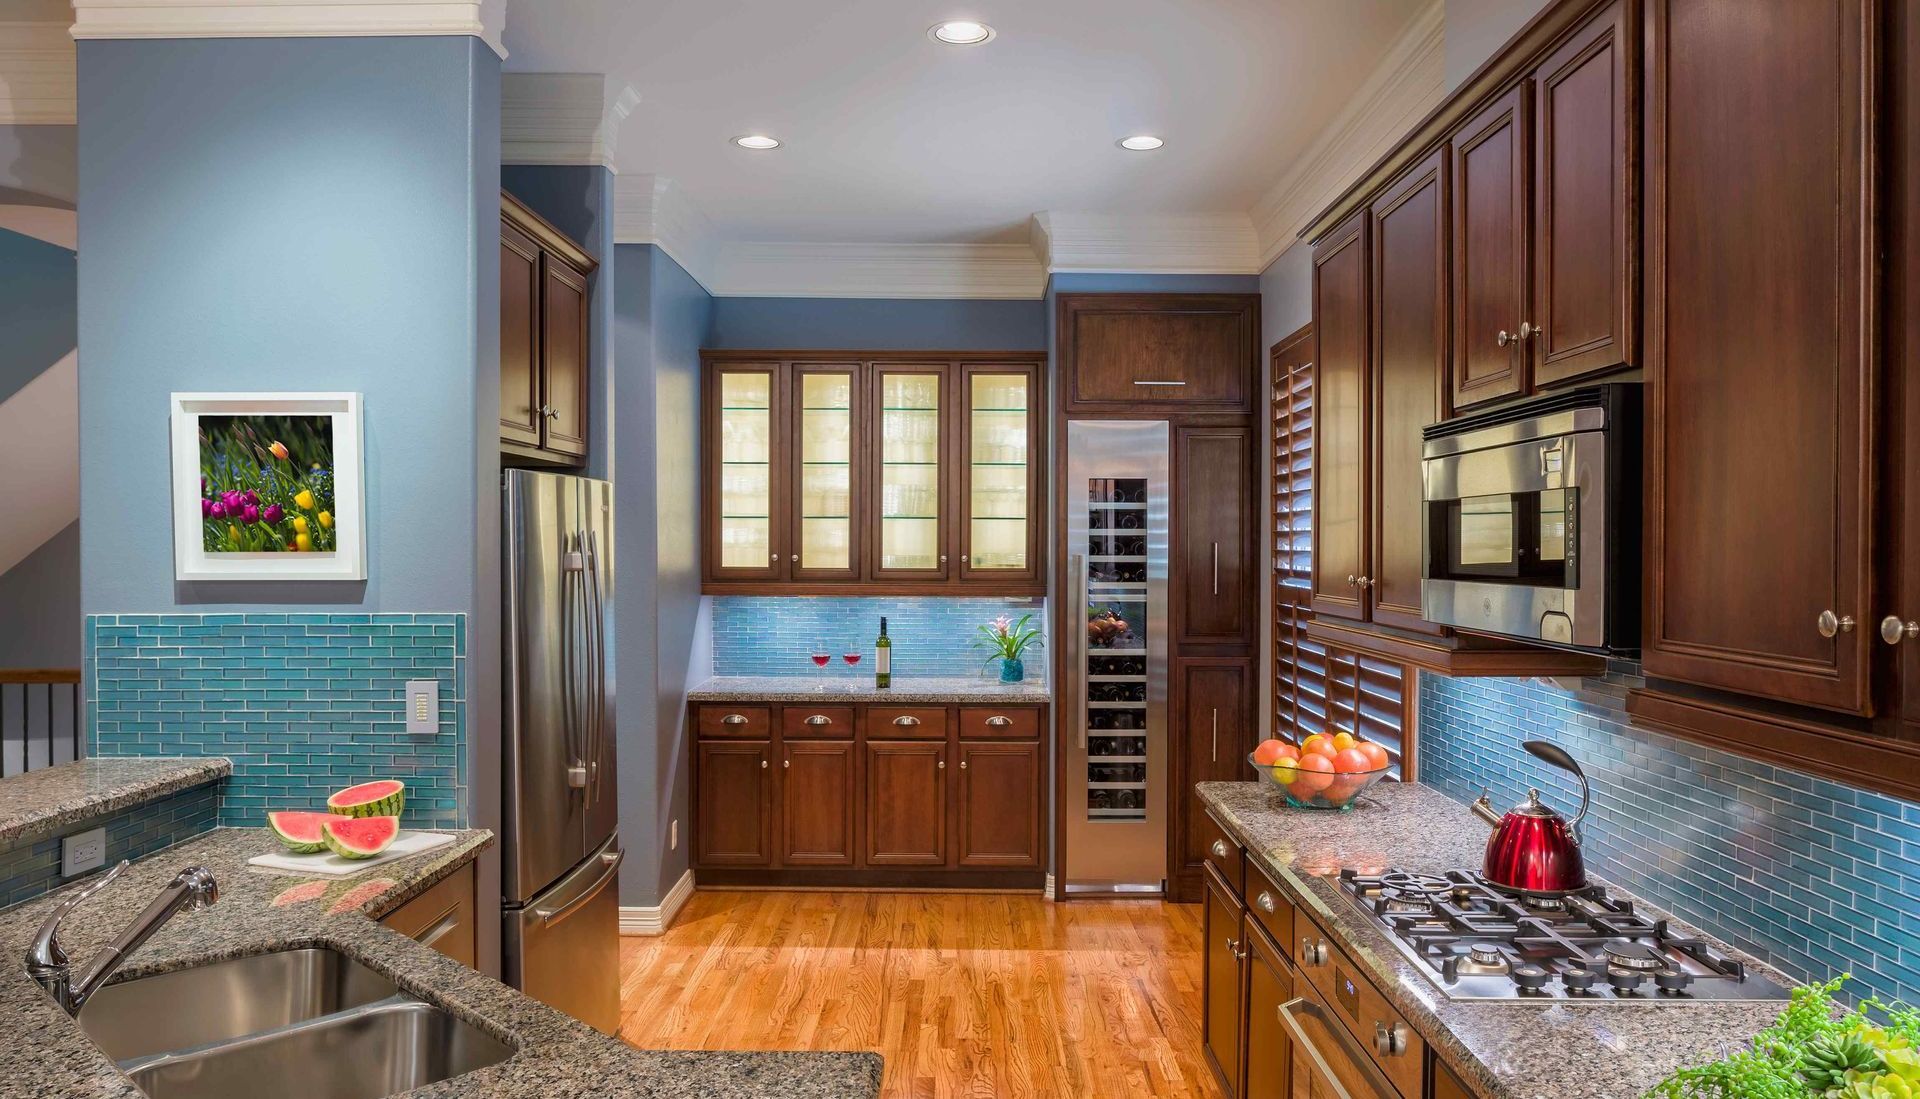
[1522,740,1589,838]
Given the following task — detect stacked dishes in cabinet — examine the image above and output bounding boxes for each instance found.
[1086,478,1149,820]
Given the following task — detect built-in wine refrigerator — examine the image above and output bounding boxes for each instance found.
[1061,420,1169,894]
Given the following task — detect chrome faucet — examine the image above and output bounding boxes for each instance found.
[25,860,218,1014]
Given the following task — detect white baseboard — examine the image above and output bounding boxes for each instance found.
[618,869,694,936]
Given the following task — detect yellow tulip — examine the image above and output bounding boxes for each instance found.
[227,524,241,545]
[268,441,289,461]
[295,532,312,552]
[318,510,333,530]
[293,515,309,534]
[294,489,315,510]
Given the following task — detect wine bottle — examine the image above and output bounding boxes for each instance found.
[874,616,891,689]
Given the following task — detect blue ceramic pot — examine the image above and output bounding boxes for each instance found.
[999,656,1025,683]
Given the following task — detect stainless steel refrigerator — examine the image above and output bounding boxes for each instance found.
[501,469,622,1034]
[1061,421,1170,894]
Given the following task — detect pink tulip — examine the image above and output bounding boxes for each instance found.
[243,490,259,506]
[263,504,283,525]
[242,504,260,524]
[210,501,227,519]
[201,498,213,518]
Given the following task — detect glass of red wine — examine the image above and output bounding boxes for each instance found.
[810,649,831,691]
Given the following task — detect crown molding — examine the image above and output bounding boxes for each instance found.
[68,1,507,59]
[614,173,720,290]
[502,73,638,169]
[709,241,1046,300]
[1031,210,1262,275]
[0,9,75,124]
[1250,0,1444,266]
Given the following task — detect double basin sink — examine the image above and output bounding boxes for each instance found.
[77,947,515,1099]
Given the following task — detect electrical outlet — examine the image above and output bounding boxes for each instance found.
[61,827,106,878]
[405,680,439,734]
[670,819,678,850]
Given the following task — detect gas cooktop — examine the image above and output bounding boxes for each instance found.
[1338,869,1792,1002]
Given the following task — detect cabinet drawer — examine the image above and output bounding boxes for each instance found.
[1244,860,1294,953]
[1297,915,1427,1099]
[380,862,476,968]
[1197,811,1244,899]
[781,706,855,738]
[958,706,1039,739]
[697,705,771,738]
[867,706,948,739]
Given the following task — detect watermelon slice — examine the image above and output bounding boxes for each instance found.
[268,810,334,853]
[327,779,405,819]
[322,815,400,860]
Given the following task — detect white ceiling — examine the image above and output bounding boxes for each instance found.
[503,0,1431,246]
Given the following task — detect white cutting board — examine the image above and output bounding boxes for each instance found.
[247,830,457,877]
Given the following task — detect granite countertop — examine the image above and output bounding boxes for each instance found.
[0,827,882,1098]
[1197,781,1787,1099]
[0,758,231,847]
[688,675,1050,704]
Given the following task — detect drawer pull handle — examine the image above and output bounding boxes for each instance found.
[985,715,1014,727]
[1210,839,1231,859]
[803,714,834,726]
[1133,380,1188,387]
[1257,891,1276,914]
[721,714,750,726]
[1373,1020,1410,1057]
[892,716,922,727]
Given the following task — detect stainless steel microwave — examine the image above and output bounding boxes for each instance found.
[1420,384,1641,653]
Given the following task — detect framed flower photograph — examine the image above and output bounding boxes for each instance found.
[170,393,366,581]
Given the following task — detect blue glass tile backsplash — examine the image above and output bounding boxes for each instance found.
[0,781,219,909]
[711,597,1045,680]
[85,613,466,829]
[1419,669,1920,1004]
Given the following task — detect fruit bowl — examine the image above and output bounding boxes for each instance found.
[1247,750,1393,811]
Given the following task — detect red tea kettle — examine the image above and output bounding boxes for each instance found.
[1469,740,1591,895]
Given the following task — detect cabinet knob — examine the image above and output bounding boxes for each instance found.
[1355,576,1374,588]
[1817,610,1856,638]
[1227,938,1248,961]
[721,713,749,725]
[1210,839,1231,859]
[1496,329,1515,348]
[1373,1020,1410,1057]
[770,553,778,562]
[1346,574,1358,586]
[760,758,768,769]
[940,555,948,564]
[782,759,789,769]
[1518,321,1537,341]
[961,554,969,564]
[960,760,968,770]
[790,554,799,562]
[938,758,946,770]
[803,714,834,726]
[1257,891,1276,914]
[1880,616,1920,645]
[1300,937,1329,966]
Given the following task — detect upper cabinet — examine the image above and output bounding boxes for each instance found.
[702,351,1045,595]
[500,192,597,467]
[1451,84,1532,410]
[1309,215,1370,625]
[1057,294,1261,415]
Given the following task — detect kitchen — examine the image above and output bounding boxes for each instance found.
[0,0,1917,1097]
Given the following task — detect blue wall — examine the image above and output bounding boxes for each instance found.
[707,297,1045,350]
[0,124,76,206]
[711,596,1045,680]
[0,227,75,404]
[0,522,79,668]
[1420,670,1920,1005]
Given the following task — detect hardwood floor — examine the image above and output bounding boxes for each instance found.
[618,890,1222,1099]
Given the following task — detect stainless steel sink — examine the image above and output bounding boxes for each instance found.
[80,948,400,1063]
[72,947,516,1099]
[122,999,514,1099]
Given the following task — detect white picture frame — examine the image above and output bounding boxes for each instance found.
[170,392,367,582]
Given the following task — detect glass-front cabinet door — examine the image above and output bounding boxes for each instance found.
[708,364,783,580]
[871,364,950,580]
[790,364,860,580]
[960,364,1041,582]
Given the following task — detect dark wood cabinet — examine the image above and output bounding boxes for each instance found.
[1057,294,1261,414]
[1310,213,1370,623]
[779,739,855,866]
[500,192,597,466]
[695,740,773,867]
[702,351,1044,595]
[1175,426,1257,645]
[864,740,946,866]
[1201,865,1247,1099]
[1173,660,1253,902]
[1531,0,1634,387]
[1242,922,1293,1099]
[1899,0,1920,744]
[1450,83,1531,411]
[1640,0,1875,716]
[955,740,1041,867]
[1431,1056,1476,1099]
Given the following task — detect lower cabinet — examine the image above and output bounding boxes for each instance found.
[780,740,855,866]
[865,740,947,866]
[1174,657,1254,902]
[1202,865,1247,1099]
[379,861,477,969]
[695,740,773,866]
[955,740,1042,867]
[1243,925,1294,1099]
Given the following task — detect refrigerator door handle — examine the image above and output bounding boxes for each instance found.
[561,531,589,790]
[1070,553,1088,750]
[584,529,607,806]
[535,848,623,927]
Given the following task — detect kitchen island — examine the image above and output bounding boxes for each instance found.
[0,827,882,1098]
[1198,780,1790,1099]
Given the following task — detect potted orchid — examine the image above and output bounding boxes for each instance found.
[974,613,1043,683]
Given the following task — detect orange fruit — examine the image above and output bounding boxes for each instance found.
[1355,741,1391,771]
[1333,748,1373,774]
[1288,753,1336,799]
[1252,739,1293,766]
[1300,733,1336,760]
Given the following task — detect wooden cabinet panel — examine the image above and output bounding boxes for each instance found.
[1243,924,1293,1099]
[1431,1056,1476,1099]
[540,257,589,459]
[705,364,786,581]
[380,862,476,968]
[1245,861,1295,958]
[1176,660,1253,898]
[864,740,947,866]
[1900,0,1920,740]
[867,706,948,739]
[790,364,863,580]
[1451,83,1531,410]
[1175,426,1256,644]
[780,705,855,738]
[959,363,1043,582]
[499,221,542,449]
[1369,150,1449,634]
[1197,810,1245,899]
[1297,919,1427,1099]
[1532,0,1634,387]
[696,741,772,867]
[957,706,1040,739]
[1058,294,1261,413]
[955,741,1041,867]
[697,705,771,739]
[1643,0,1874,714]
[780,740,855,866]
[1310,214,1369,622]
[1201,865,1246,1099]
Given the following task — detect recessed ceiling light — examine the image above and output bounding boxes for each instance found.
[930,20,995,45]
[732,134,781,150]
[1118,135,1165,152]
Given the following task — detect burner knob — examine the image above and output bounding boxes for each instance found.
[1607,968,1646,994]
[1655,968,1693,994]
[1512,964,1550,992]
[1561,968,1597,993]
